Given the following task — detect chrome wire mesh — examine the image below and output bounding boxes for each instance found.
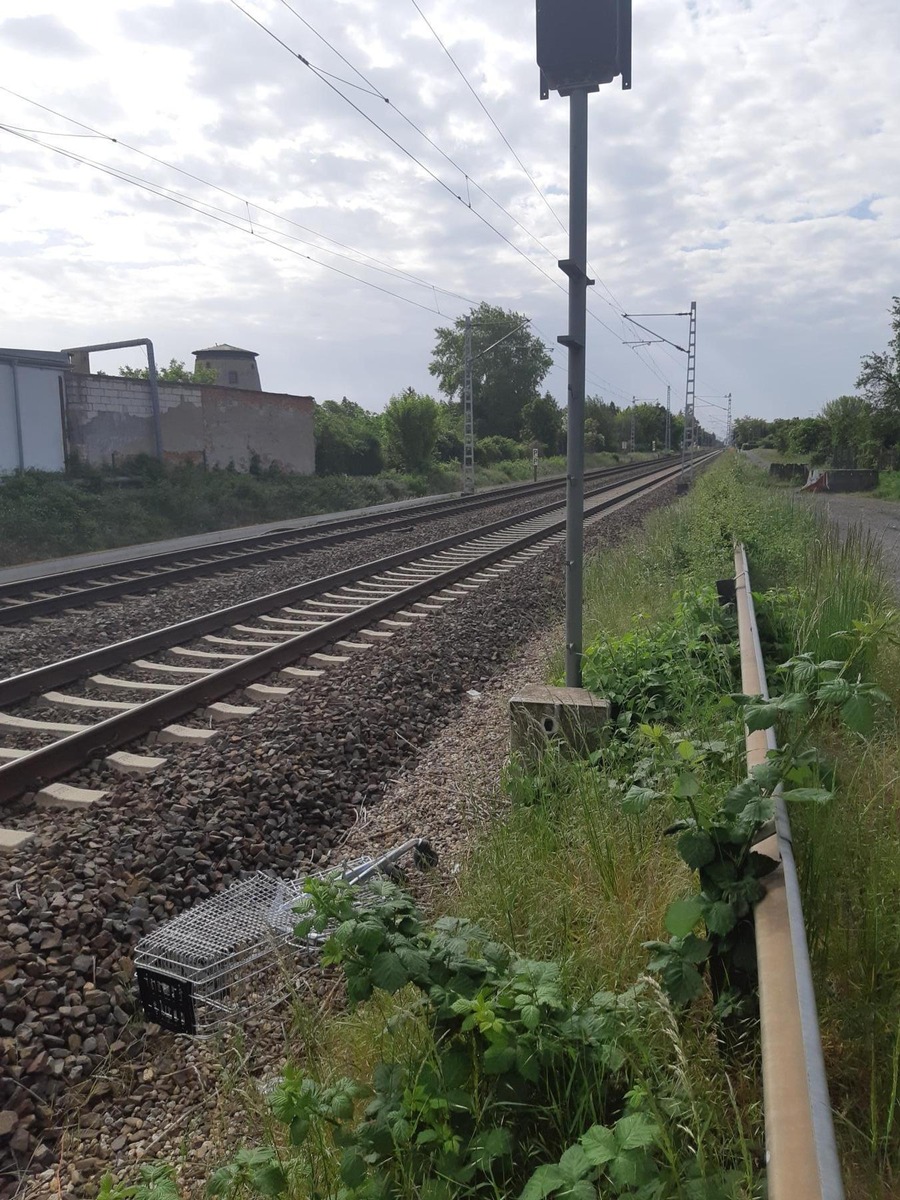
[134,839,430,1034]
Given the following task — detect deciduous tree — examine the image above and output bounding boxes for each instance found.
[429,304,552,440]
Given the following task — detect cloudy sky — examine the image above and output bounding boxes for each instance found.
[1,0,898,435]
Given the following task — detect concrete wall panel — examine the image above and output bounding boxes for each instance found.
[66,374,314,473]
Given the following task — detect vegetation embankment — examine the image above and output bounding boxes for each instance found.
[101,457,900,1198]
[873,470,900,500]
[0,450,632,570]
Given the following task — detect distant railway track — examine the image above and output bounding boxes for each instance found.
[0,455,712,821]
[0,459,673,625]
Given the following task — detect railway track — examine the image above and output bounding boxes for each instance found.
[0,459,670,625]
[0,455,707,826]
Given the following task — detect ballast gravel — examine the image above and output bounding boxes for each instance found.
[0,487,568,679]
[1,482,676,1198]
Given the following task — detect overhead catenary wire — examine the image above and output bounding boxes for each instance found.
[0,123,453,319]
[226,0,677,392]
[0,86,479,305]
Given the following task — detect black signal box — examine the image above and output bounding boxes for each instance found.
[536,0,632,97]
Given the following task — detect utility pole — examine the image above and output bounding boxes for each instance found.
[462,315,475,495]
[665,384,671,451]
[726,391,733,446]
[561,87,590,686]
[629,398,636,453]
[536,0,631,688]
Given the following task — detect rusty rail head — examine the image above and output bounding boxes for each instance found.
[733,544,844,1200]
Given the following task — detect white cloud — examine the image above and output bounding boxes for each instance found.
[0,0,897,427]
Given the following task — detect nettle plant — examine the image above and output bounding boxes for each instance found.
[145,879,749,1200]
[642,618,892,1016]
[581,589,738,734]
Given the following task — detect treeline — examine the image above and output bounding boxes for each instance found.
[315,302,701,476]
[734,297,900,467]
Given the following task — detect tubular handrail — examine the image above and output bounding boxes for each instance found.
[733,543,844,1200]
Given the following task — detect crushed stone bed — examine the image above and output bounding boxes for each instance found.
[2,483,674,1199]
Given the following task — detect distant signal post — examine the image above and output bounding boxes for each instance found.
[536,0,632,686]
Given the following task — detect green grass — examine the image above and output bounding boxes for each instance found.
[767,524,900,1196]
[873,470,900,501]
[0,451,647,568]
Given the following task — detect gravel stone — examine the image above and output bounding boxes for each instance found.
[2,481,676,1198]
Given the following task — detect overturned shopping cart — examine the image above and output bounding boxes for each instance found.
[134,838,436,1035]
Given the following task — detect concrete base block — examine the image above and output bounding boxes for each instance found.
[509,684,609,765]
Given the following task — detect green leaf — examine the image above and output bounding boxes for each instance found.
[677,739,696,761]
[738,792,774,827]
[515,1042,540,1082]
[674,770,700,798]
[703,900,737,936]
[482,1044,516,1074]
[250,1162,288,1197]
[677,829,716,869]
[563,1181,596,1200]
[468,1127,512,1168]
[340,1150,367,1189]
[780,787,833,805]
[816,677,851,704]
[680,933,712,964]
[370,952,408,993]
[840,693,875,734]
[665,897,706,937]
[722,777,762,816]
[776,692,810,716]
[579,1124,618,1167]
[558,1144,591,1182]
[519,1164,568,1200]
[614,1113,660,1151]
[743,703,778,732]
[661,956,705,1005]
[520,1003,541,1031]
[750,760,783,790]
[620,785,661,814]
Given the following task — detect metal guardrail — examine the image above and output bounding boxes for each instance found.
[733,544,844,1200]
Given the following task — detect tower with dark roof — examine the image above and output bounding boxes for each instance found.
[192,343,261,390]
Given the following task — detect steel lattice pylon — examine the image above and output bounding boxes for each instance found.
[680,301,697,475]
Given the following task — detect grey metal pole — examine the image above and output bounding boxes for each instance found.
[145,340,164,462]
[10,359,25,471]
[562,87,590,688]
[666,384,671,451]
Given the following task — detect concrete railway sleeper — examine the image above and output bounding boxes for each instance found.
[0,456,713,832]
[0,458,673,625]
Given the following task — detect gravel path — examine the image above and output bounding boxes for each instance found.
[0,488,566,680]
[1,482,677,1198]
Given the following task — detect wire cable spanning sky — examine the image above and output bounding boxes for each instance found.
[0,0,897,415]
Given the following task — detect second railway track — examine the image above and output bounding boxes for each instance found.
[0,459,670,625]
[0,456,710,822]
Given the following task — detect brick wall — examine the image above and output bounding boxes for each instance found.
[65,374,315,473]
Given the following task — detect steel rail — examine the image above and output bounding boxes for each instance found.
[0,459,673,624]
[0,458,676,707]
[0,458,709,805]
[734,543,844,1200]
